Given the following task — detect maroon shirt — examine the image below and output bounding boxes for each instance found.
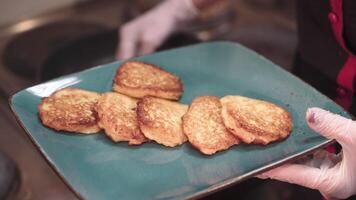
[295,0,356,114]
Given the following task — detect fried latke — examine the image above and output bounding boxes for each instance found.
[220,95,292,145]
[38,88,101,134]
[96,92,147,145]
[182,96,239,155]
[113,61,183,100]
[137,96,188,147]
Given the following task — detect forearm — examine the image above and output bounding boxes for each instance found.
[343,0,356,54]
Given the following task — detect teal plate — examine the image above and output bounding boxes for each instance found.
[10,42,350,200]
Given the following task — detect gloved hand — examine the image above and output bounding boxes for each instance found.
[258,107,356,199]
[117,0,198,59]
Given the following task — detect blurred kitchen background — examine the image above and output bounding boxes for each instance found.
[0,0,300,199]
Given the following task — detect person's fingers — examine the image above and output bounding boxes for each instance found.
[306,107,355,145]
[137,32,164,56]
[116,26,138,59]
[258,163,331,191]
[307,108,356,170]
[137,41,159,56]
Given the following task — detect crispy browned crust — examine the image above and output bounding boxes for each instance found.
[95,92,147,145]
[113,61,183,100]
[220,95,293,145]
[38,88,101,134]
[182,96,240,155]
[137,96,188,147]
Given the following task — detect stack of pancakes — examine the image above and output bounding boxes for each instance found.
[38,61,292,155]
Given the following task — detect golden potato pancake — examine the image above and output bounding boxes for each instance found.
[137,96,188,147]
[113,61,183,100]
[220,95,292,145]
[182,96,239,155]
[96,92,147,145]
[38,88,101,134]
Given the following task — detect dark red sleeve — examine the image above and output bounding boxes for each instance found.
[343,0,356,54]
[328,0,356,109]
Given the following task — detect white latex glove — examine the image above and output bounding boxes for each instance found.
[117,0,198,59]
[258,107,356,199]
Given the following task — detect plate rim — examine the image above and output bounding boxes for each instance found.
[185,139,334,199]
[8,41,351,200]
